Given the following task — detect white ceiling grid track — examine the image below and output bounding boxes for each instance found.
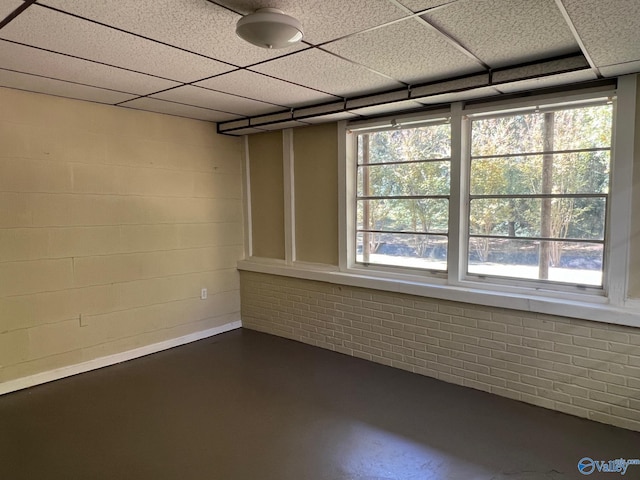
[0,0,638,135]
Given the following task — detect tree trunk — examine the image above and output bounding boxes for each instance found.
[539,113,554,279]
[362,134,371,263]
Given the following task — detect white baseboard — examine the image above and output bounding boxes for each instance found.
[0,319,242,396]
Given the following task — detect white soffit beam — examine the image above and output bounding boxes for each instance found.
[258,121,310,131]
[492,55,590,84]
[411,74,490,98]
[218,55,593,134]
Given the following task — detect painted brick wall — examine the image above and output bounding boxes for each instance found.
[240,271,640,432]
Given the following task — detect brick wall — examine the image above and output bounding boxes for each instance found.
[241,271,640,432]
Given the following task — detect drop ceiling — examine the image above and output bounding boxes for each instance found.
[0,0,638,135]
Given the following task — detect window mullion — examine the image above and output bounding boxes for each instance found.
[448,102,465,285]
[607,75,636,305]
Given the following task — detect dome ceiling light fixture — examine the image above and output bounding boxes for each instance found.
[236,8,303,49]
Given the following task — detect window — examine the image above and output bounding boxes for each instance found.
[356,121,451,272]
[467,103,612,287]
[349,92,618,295]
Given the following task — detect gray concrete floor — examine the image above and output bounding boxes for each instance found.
[0,328,638,480]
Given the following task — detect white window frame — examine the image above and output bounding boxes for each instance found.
[352,115,453,277]
[340,77,636,314]
[459,98,613,296]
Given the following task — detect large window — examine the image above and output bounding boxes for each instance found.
[467,103,612,287]
[356,122,451,271]
[350,95,615,293]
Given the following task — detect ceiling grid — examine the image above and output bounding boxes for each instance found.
[0,0,637,134]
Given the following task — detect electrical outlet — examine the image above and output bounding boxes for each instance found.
[201,288,208,300]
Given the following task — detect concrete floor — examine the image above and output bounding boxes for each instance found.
[0,328,638,480]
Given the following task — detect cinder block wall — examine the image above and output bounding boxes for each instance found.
[0,88,244,383]
[241,271,640,432]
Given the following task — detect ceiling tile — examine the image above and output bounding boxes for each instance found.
[40,0,306,66]
[561,0,640,68]
[0,0,22,19]
[152,85,282,116]
[395,0,457,13]
[195,70,338,108]
[0,40,179,95]
[600,61,640,78]
[0,69,137,104]
[0,5,233,82]
[120,97,241,122]
[211,0,408,44]
[323,17,483,85]
[251,48,403,97]
[423,0,579,68]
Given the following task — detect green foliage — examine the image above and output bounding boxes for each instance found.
[357,124,451,257]
[469,104,612,264]
[356,103,612,277]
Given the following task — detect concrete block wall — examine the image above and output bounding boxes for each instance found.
[0,88,244,384]
[241,271,640,432]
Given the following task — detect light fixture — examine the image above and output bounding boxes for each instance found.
[236,8,303,49]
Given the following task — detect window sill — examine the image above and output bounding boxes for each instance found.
[237,258,640,329]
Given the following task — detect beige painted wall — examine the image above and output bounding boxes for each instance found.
[248,131,285,259]
[293,124,339,265]
[0,87,244,383]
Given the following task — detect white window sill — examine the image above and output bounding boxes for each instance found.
[237,258,640,329]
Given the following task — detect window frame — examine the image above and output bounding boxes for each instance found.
[342,81,633,306]
[354,117,453,274]
[462,99,612,293]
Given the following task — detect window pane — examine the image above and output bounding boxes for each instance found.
[469,152,610,196]
[471,114,544,156]
[471,104,612,156]
[467,239,603,286]
[553,105,613,151]
[358,161,450,197]
[469,197,606,240]
[468,102,611,287]
[357,232,447,271]
[357,199,449,233]
[358,124,451,164]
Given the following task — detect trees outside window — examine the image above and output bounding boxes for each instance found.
[468,104,612,286]
[354,101,613,288]
[356,123,451,271]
